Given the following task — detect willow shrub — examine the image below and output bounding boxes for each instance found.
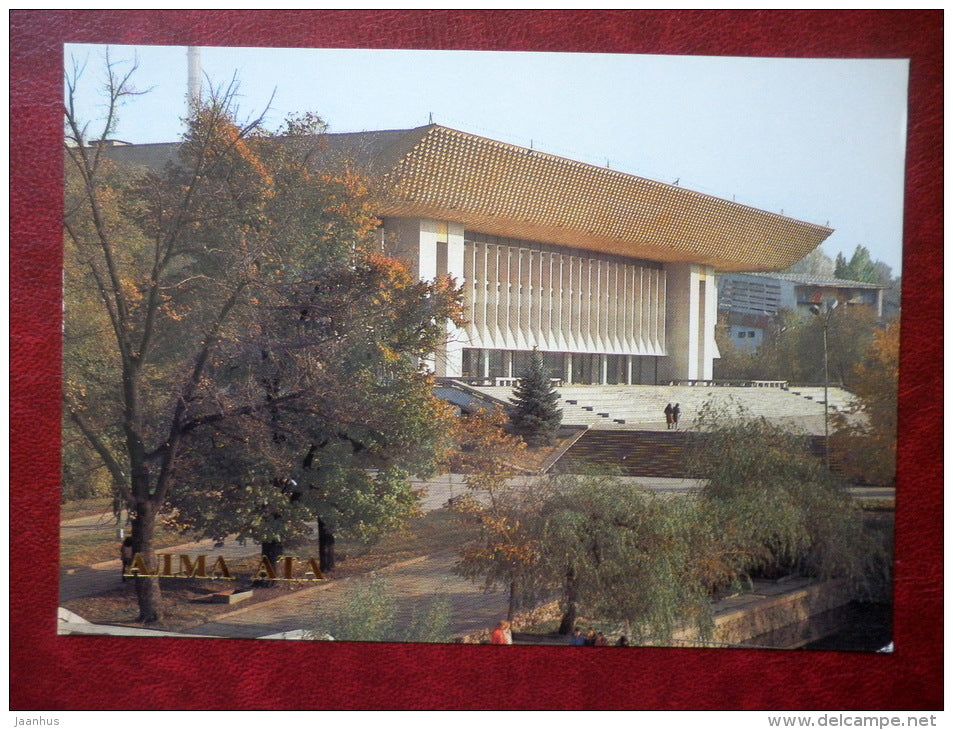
[533,405,885,642]
[310,574,453,643]
[690,400,884,598]
[540,475,716,642]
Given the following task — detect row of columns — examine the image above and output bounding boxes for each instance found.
[461,239,667,357]
[384,217,717,381]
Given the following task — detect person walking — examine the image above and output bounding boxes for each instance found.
[672,403,681,430]
[664,403,674,430]
[120,536,134,582]
[491,620,513,644]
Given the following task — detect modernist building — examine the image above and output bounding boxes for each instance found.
[718,272,885,350]
[105,125,834,384]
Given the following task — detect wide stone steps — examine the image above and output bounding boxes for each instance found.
[788,387,856,412]
[552,430,698,478]
[551,429,855,482]
[472,384,846,430]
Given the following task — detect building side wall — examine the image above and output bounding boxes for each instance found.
[662,262,717,381]
[700,267,718,379]
[384,217,466,377]
[383,218,427,279]
[662,263,697,381]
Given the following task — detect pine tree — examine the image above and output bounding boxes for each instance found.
[845,245,880,283]
[835,245,880,284]
[834,252,850,279]
[509,348,562,446]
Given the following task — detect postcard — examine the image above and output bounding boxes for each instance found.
[58,42,906,650]
[10,9,942,713]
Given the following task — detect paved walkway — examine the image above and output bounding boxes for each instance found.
[58,478,518,639]
[180,549,508,640]
[57,474,707,641]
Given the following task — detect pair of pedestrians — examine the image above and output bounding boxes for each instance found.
[569,627,623,646]
[664,403,681,429]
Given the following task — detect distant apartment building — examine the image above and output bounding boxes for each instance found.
[718,272,885,350]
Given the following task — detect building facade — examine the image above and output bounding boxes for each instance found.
[105,124,834,384]
[367,126,831,383]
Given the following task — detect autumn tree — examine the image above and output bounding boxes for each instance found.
[804,304,879,388]
[541,406,880,639]
[759,309,810,383]
[63,57,463,622]
[711,320,765,381]
[447,408,548,620]
[829,323,900,486]
[451,403,884,643]
[715,305,878,387]
[691,402,880,594]
[167,295,461,574]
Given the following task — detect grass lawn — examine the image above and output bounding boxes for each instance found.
[59,522,194,571]
[60,497,113,523]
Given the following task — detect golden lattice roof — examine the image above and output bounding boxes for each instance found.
[101,126,833,272]
[369,125,833,272]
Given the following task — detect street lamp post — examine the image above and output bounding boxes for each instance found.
[810,300,837,469]
[821,318,830,468]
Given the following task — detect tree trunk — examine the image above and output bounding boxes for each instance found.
[318,519,335,572]
[557,567,579,635]
[507,578,518,622]
[261,540,283,565]
[131,501,161,624]
[256,540,283,587]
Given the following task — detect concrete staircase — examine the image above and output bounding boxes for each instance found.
[551,430,698,478]
[470,384,844,431]
[550,429,859,481]
[456,383,868,483]
[548,427,865,483]
[788,386,856,412]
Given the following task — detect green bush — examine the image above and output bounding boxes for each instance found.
[323,575,395,642]
[540,474,715,641]
[527,405,886,640]
[310,574,454,643]
[401,592,453,643]
[691,401,885,597]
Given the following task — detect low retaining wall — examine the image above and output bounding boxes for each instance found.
[461,578,851,648]
[457,600,563,644]
[673,578,850,648]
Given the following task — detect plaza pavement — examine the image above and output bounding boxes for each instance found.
[178,548,509,640]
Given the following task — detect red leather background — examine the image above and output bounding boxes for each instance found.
[10,10,942,711]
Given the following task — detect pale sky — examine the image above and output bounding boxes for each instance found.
[65,44,909,274]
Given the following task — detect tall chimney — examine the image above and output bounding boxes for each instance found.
[187,46,201,115]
